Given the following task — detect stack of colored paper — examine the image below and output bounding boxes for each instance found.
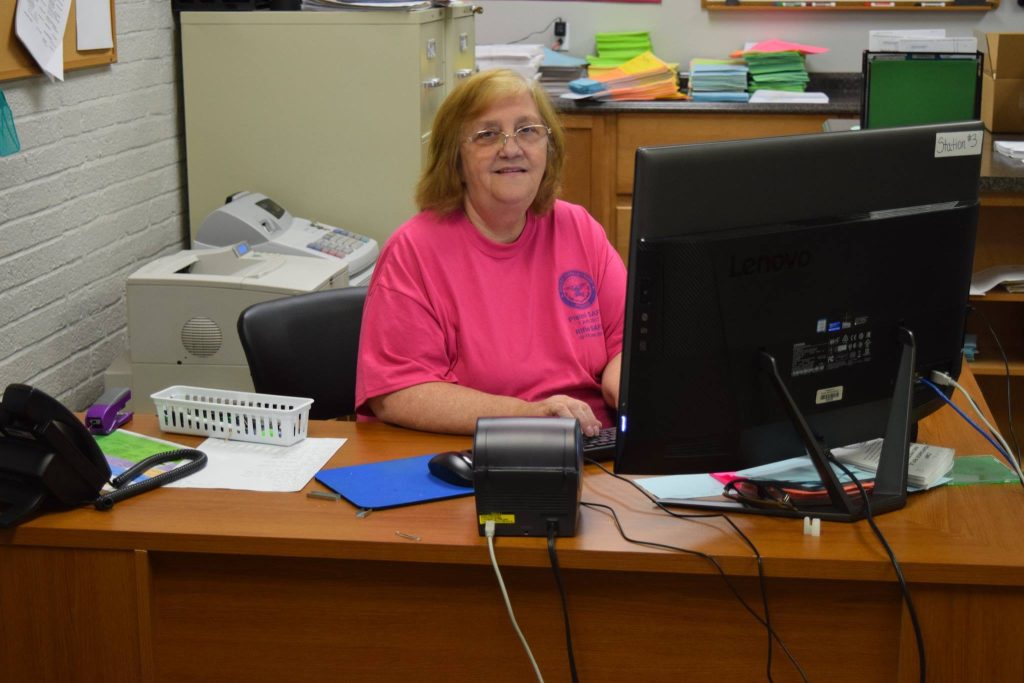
[539,47,588,97]
[731,39,828,94]
[687,58,750,103]
[587,51,685,101]
[587,32,653,75]
[743,51,809,93]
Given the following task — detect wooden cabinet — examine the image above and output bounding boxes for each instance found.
[559,110,829,257]
[969,195,1024,446]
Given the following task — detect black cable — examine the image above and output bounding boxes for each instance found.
[585,459,789,682]
[547,523,580,683]
[584,458,809,683]
[94,449,207,510]
[508,17,561,44]
[971,305,1022,463]
[579,501,808,683]
[830,458,926,683]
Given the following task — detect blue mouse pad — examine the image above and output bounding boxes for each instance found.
[316,453,473,510]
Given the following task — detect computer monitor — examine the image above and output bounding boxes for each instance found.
[615,122,983,520]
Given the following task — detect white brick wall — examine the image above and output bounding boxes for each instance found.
[0,0,185,410]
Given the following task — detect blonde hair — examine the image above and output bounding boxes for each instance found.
[415,68,565,217]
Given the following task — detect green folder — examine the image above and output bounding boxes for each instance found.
[863,53,981,129]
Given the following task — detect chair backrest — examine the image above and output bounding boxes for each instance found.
[237,287,367,420]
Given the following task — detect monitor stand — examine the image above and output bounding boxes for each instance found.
[660,328,915,523]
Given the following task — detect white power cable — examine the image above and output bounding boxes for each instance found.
[485,520,545,683]
[931,371,1024,481]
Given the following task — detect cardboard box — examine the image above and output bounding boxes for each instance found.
[977,32,1024,78]
[977,32,1024,132]
[981,73,1024,133]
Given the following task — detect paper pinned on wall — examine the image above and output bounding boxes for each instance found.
[15,0,73,81]
[76,0,113,51]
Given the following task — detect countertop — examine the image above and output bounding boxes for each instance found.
[552,73,1024,193]
[552,73,862,116]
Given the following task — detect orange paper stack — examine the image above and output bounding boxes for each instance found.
[589,51,685,101]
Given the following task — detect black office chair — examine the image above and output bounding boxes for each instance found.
[237,287,367,420]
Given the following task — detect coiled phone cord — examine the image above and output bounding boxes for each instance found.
[93,449,207,510]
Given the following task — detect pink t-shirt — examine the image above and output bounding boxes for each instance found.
[355,200,627,426]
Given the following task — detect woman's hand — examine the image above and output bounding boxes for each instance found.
[532,394,602,437]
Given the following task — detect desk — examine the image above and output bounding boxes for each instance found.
[1,369,1023,682]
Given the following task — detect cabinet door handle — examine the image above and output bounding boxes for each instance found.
[455,69,474,79]
[422,78,444,89]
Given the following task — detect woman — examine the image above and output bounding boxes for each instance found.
[355,68,626,437]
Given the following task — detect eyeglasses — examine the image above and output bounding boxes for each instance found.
[465,124,551,148]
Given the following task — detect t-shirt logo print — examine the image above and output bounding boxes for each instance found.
[558,270,597,309]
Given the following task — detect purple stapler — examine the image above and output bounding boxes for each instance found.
[85,387,133,435]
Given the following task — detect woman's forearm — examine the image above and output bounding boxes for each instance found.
[367,382,604,436]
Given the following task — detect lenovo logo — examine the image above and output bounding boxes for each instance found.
[730,250,811,277]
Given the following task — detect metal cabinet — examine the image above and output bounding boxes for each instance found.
[444,3,476,93]
[181,8,474,247]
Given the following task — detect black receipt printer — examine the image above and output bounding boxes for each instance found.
[473,417,582,538]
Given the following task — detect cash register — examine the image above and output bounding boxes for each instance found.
[193,191,379,287]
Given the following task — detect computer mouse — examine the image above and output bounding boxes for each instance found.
[427,450,474,488]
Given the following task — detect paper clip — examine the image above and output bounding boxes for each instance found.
[395,530,421,542]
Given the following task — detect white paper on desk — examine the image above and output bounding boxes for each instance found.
[749,90,829,104]
[165,437,344,492]
[970,264,1024,295]
[736,455,944,491]
[76,0,113,50]
[15,0,72,81]
[635,473,725,500]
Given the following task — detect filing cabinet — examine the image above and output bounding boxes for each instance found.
[444,3,477,94]
[181,9,474,247]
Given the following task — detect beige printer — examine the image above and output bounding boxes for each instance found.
[106,244,347,411]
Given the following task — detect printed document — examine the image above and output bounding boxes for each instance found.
[15,0,72,81]
[166,437,344,492]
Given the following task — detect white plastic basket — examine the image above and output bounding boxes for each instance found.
[151,386,313,446]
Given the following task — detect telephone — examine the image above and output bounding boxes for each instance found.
[0,384,207,527]
[0,383,111,528]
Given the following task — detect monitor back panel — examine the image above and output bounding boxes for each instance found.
[628,121,983,245]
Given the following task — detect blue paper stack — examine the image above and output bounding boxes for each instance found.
[687,59,750,103]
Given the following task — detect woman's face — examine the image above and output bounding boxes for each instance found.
[459,92,548,217]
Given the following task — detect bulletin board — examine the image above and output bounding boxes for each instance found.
[1,0,117,82]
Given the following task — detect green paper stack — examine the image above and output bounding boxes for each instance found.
[587,32,653,72]
[744,51,810,93]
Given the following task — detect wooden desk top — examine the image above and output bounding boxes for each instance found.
[4,369,1023,589]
